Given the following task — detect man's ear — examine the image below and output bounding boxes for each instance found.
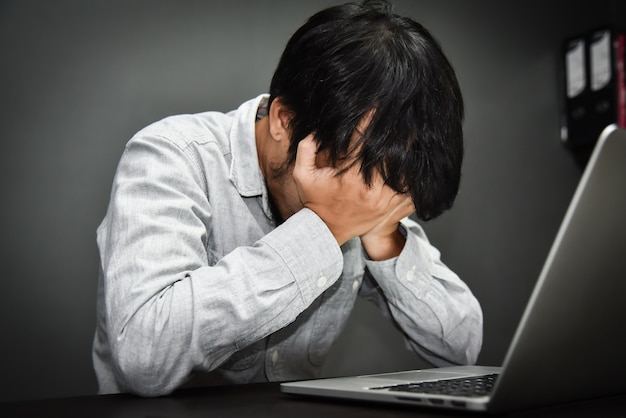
[268,97,293,142]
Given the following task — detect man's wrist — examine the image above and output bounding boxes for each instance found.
[360,226,406,261]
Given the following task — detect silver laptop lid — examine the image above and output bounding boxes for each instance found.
[489,124,626,412]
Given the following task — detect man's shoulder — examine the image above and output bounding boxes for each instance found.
[133,110,233,152]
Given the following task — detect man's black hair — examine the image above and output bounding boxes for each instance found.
[269,0,464,221]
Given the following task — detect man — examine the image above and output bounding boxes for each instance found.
[93,0,483,397]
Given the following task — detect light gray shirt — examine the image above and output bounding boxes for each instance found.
[93,95,483,397]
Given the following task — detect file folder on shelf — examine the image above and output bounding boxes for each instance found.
[561,27,625,158]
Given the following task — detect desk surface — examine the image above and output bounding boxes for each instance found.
[3,382,626,418]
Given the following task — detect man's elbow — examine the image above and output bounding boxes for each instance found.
[447,313,484,365]
[458,332,483,365]
[111,333,185,397]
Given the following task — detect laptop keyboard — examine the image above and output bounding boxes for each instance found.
[371,373,498,397]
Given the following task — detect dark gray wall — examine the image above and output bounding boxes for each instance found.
[0,0,621,402]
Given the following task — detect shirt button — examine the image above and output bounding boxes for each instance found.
[406,266,416,282]
[352,279,360,293]
[317,275,328,288]
[271,350,279,365]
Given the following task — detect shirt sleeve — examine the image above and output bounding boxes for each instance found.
[97,133,343,396]
[359,218,483,366]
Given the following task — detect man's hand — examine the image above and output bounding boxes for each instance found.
[360,193,415,260]
[293,135,414,255]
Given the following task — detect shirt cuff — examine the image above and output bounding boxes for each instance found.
[364,222,433,300]
[259,208,344,305]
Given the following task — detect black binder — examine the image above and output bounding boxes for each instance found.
[560,27,625,161]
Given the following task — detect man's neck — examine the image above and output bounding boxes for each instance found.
[254,117,301,224]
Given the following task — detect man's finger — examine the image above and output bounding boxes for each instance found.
[294,134,318,174]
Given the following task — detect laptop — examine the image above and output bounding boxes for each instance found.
[281,124,626,413]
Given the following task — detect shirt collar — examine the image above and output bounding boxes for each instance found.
[228,94,274,219]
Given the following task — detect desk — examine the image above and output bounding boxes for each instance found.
[2,382,626,418]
